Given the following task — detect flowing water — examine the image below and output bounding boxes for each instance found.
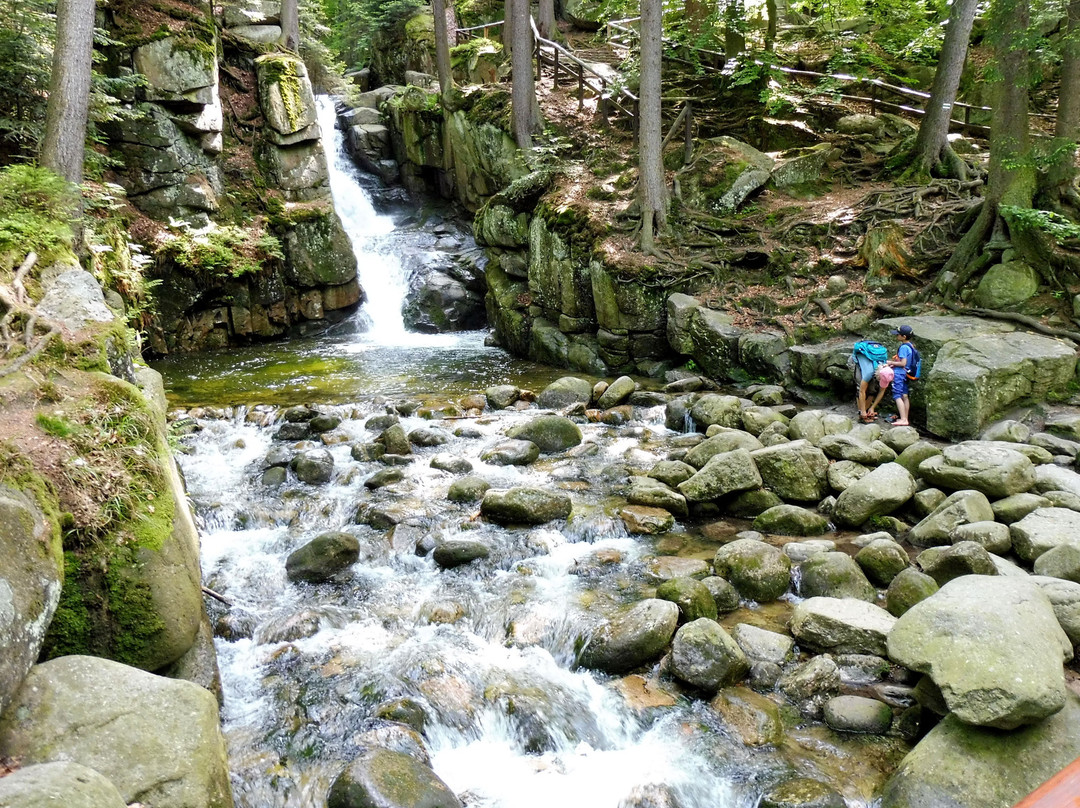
[163,100,895,808]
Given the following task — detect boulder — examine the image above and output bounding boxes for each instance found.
[379,424,412,455]
[879,693,1080,808]
[741,406,789,436]
[887,576,1071,729]
[895,441,942,476]
[799,552,876,601]
[506,415,582,453]
[823,695,893,734]
[365,468,405,489]
[685,431,764,468]
[833,462,916,527]
[327,748,461,808]
[981,418,1031,443]
[1033,542,1080,583]
[294,448,334,484]
[0,761,127,808]
[656,577,718,622]
[702,576,741,613]
[0,485,62,717]
[917,443,1035,498]
[620,506,675,535]
[709,687,784,747]
[1010,507,1080,561]
[34,270,114,331]
[447,476,490,503]
[485,385,519,409]
[950,521,1011,554]
[727,488,784,517]
[678,449,763,502]
[285,531,360,583]
[134,37,218,105]
[1031,576,1080,646]
[856,538,910,586]
[819,434,896,465]
[648,460,696,487]
[790,597,897,655]
[788,411,826,446]
[778,656,841,718]
[753,504,829,537]
[666,293,699,355]
[627,477,688,518]
[880,426,920,453]
[885,568,939,617]
[759,778,844,808]
[731,623,794,665]
[577,599,679,674]
[912,488,946,517]
[0,656,232,808]
[597,375,637,408]
[432,539,490,569]
[973,260,1039,309]
[537,377,593,409]
[925,332,1076,439]
[750,440,830,502]
[430,454,473,474]
[917,542,998,585]
[480,439,540,466]
[713,540,792,602]
[669,618,750,692]
[907,490,994,547]
[826,460,870,492]
[688,394,743,430]
[481,488,572,524]
[1033,463,1080,498]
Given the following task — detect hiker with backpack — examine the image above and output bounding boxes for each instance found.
[887,324,921,426]
[852,340,894,423]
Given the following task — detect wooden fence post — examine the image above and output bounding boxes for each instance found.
[684,102,693,165]
[577,66,585,109]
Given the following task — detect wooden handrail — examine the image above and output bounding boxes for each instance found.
[1012,755,1080,808]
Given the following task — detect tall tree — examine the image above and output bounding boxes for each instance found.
[1038,0,1080,213]
[40,0,95,188]
[538,0,556,39]
[503,0,514,56]
[510,0,540,148]
[937,0,1034,294]
[639,0,668,252]
[723,0,745,63]
[904,0,979,180]
[432,0,453,99]
[280,0,300,51]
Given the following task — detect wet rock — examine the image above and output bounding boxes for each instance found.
[1034,542,1080,582]
[265,444,294,467]
[432,539,490,569]
[286,531,361,583]
[597,376,637,408]
[506,415,582,452]
[833,463,916,527]
[256,610,322,643]
[578,599,680,674]
[750,440,830,502]
[759,777,845,808]
[484,385,519,409]
[741,407,789,436]
[480,439,540,466]
[275,422,310,440]
[895,440,942,476]
[689,394,743,430]
[293,448,334,484]
[0,761,127,808]
[784,539,835,563]
[353,720,430,765]
[918,443,1035,498]
[917,541,998,585]
[620,506,675,535]
[644,557,710,581]
[710,686,784,746]
[799,552,876,601]
[481,487,572,524]
[887,576,1071,729]
[352,442,386,462]
[823,695,892,734]
[1030,576,1080,645]
[678,449,763,502]
[855,538,910,586]
[778,656,841,718]
[327,748,461,808]
[701,576,741,612]
[886,569,939,617]
[374,699,428,733]
[713,540,792,602]
[430,454,473,474]
[617,783,682,808]
[879,693,1080,808]
[537,377,593,409]
[790,597,896,655]
[950,520,1011,554]
[365,468,405,489]
[627,477,688,518]
[648,460,696,487]
[732,623,794,665]
[365,413,399,431]
[309,414,342,433]
[409,427,449,447]
[0,655,231,808]
[753,504,829,537]
[380,454,413,466]
[378,424,412,455]
[670,618,750,693]
[685,431,764,468]
[912,488,946,517]
[726,488,783,517]
[1010,507,1080,562]
[656,577,718,622]
[907,490,994,547]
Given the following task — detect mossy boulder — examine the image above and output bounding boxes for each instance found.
[283,208,359,287]
[506,415,582,453]
[0,761,127,808]
[713,539,792,602]
[799,551,876,601]
[656,577,718,622]
[256,54,318,136]
[328,748,461,808]
[750,440,830,502]
[285,531,361,582]
[856,538,910,587]
[753,504,829,537]
[679,448,763,502]
[480,487,572,524]
[973,260,1039,309]
[577,599,679,674]
[885,568,939,617]
[670,618,750,693]
[133,36,217,106]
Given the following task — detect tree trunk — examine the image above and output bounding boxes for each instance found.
[444,0,458,46]
[937,0,1033,294]
[280,0,300,51]
[908,0,978,178]
[765,0,777,51]
[503,0,514,56]
[40,0,95,188]
[723,0,745,63]
[1039,0,1080,211]
[538,0,556,39]
[433,0,453,99]
[511,0,540,149]
[639,0,668,252]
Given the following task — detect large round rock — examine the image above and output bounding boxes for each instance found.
[327,747,461,808]
[0,761,127,808]
[760,777,845,808]
[481,487,572,524]
[753,504,829,537]
[537,377,593,409]
[670,618,750,693]
[713,540,791,602]
[506,415,582,453]
[294,448,335,484]
[578,599,679,674]
[799,552,876,601]
[833,463,916,527]
[656,577,718,621]
[286,531,361,583]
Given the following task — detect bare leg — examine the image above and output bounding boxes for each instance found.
[893,395,911,426]
[857,381,869,417]
[869,387,886,417]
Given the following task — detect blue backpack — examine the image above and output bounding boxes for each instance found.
[904,344,922,381]
[853,341,888,366]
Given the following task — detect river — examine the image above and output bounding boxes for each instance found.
[158,98,892,808]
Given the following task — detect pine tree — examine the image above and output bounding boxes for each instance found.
[39,0,95,188]
[639,0,668,252]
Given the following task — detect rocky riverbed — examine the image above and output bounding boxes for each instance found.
[166,372,1080,808]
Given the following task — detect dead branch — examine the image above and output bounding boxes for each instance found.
[943,304,1080,344]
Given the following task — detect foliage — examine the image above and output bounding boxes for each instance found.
[319,0,426,70]
[0,0,52,154]
[156,222,284,280]
[0,163,76,269]
[1000,205,1080,245]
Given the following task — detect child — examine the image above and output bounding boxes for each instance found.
[888,324,917,426]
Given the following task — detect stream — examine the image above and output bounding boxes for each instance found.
[159,99,893,808]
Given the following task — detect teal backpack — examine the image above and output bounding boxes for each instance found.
[852,340,888,366]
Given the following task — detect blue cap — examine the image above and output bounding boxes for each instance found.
[890,325,913,336]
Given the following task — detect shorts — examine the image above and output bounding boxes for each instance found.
[893,374,909,398]
[854,355,875,384]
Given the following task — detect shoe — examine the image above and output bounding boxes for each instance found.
[860,413,876,423]
[886,414,900,423]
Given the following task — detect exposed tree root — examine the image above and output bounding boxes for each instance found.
[942,302,1080,344]
[0,252,64,378]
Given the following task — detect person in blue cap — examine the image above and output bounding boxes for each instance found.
[887,325,916,426]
